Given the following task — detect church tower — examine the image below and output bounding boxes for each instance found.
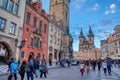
[50,0,70,33]
[87,26,94,44]
[79,28,84,51]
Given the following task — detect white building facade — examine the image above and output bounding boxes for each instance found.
[48,15,63,65]
[0,0,26,62]
[100,40,108,59]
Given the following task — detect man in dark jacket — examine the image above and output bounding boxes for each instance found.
[40,60,48,78]
[26,59,37,80]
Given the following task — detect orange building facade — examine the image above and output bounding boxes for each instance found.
[21,0,48,62]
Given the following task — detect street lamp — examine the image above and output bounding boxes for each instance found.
[15,39,26,61]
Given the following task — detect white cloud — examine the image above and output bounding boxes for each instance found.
[105,10,110,15]
[74,0,86,9]
[110,4,116,10]
[105,3,116,15]
[92,3,99,11]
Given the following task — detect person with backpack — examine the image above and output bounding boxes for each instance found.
[40,60,48,78]
[26,59,37,80]
[8,60,18,80]
[19,61,27,80]
[106,59,112,75]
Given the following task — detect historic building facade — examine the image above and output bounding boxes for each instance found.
[100,40,108,59]
[48,14,64,65]
[21,0,49,62]
[73,48,101,60]
[100,25,120,59]
[77,26,101,60]
[0,0,26,62]
[107,34,115,59]
[79,26,95,51]
[113,25,120,59]
[49,0,73,59]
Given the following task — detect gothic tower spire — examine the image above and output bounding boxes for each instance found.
[88,25,94,37]
[80,28,84,38]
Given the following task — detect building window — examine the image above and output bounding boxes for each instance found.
[2,0,8,9]
[33,17,37,27]
[34,38,37,47]
[30,38,33,46]
[50,25,53,31]
[49,46,53,51]
[115,41,117,46]
[39,21,42,32]
[8,1,14,12]
[0,18,6,30]
[21,51,25,58]
[13,4,19,14]
[26,12,31,24]
[9,23,16,35]
[42,54,44,59]
[44,24,47,33]
[116,49,118,53]
[55,38,56,44]
[50,35,53,42]
[39,41,42,49]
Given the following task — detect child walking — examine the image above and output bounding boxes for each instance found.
[80,62,85,76]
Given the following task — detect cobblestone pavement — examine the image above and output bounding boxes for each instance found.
[0,66,120,80]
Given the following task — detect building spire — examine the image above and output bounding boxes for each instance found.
[80,27,84,38]
[88,25,94,37]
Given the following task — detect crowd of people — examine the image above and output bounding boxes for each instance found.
[79,59,120,76]
[6,58,120,80]
[7,58,48,80]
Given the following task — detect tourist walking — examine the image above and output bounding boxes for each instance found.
[106,59,112,75]
[92,60,96,71]
[86,61,90,75]
[102,60,107,75]
[26,59,37,80]
[80,62,85,76]
[7,58,14,72]
[40,60,48,78]
[97,60,102,71]
[19,61,27,80]
[8,60,18,80]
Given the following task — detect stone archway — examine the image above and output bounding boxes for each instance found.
[49,53,53,66]
[28,52,34,61]
[0,42,12,63]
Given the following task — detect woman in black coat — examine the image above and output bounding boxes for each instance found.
[19,61,26,80]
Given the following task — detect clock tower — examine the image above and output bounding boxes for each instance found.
[50,0,70,33]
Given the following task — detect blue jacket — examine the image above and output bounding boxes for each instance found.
[10,61,18,73]
[106,61,112,67]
